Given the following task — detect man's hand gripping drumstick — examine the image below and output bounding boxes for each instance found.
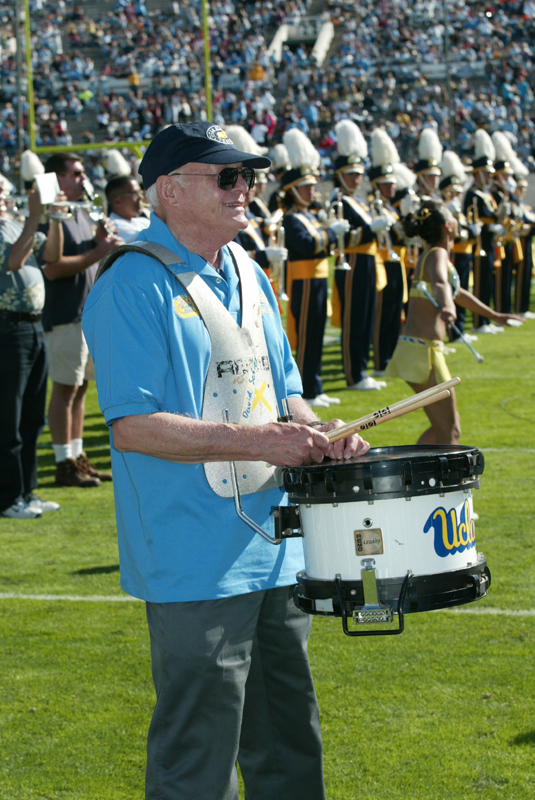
[326,378,461,444]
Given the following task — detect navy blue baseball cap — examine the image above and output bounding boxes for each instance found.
[139,123,272,189]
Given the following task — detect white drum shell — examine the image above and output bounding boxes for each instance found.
[300,489,479,581]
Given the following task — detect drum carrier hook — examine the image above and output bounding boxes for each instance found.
[223,409,284,545]
[334,563,412,637]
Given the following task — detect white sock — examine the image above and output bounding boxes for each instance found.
[71,438,84,459]
[53,443,72,463]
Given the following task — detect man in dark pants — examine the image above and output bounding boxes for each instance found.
[0,187,63,518]
[83,122,370,799]
[281,127,348,407]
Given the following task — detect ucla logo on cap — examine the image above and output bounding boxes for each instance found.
[423,500,476,558]
[206,125,233,145]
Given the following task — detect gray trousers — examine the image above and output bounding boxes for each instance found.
[145,586,326,800]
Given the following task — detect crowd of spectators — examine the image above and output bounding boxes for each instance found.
[2,0,535,176]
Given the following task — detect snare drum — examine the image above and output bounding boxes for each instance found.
[276,445,490,637]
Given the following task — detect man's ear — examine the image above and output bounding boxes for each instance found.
[156,175,181,208]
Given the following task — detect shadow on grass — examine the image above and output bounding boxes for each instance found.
[510,730,535,746]
[73,564,120,575]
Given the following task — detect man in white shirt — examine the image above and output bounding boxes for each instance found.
[105,176,150,243]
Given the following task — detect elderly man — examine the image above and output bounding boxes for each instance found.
[105,175,150,243]
[82,122,369,800]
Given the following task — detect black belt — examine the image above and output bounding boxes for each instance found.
[0,309,42,322]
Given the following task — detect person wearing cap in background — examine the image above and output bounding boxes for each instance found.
[414,128,443,202]
[280,127,348,407]
[463,129,505,334]
[82,121,369,800]
[439,150,480,344]
[368,128,410,377]
[331,119,389,392]
[105,175,150,243]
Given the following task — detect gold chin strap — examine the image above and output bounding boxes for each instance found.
[291,186,310,206]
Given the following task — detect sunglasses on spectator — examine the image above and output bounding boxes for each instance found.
[168,167,256,191]
[62,170,85,177]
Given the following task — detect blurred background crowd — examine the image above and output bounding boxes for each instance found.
[1,0,535,181]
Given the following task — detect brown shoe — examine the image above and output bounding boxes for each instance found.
[77,452,112,482]
[56,458,101,488]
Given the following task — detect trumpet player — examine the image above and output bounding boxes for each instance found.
[462,130,504,334]
[491,132,524,316]
[0,183,64,518]
[331,119,390,391]
[281,128,347,408]
[368,128,412,377]
[40,153,124,488]
[105,176,150,243]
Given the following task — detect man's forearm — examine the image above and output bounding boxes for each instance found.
[42,248,98,280]
[7,216,40,271]
[112,409,331,468]
[42,219,63,263]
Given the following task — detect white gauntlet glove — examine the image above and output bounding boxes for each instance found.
[329,219,350,236]
[470,222,483,237]
[370,215,391,233]
[265,246,288,265]
[488,224,505,235]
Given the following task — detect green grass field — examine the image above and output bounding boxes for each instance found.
[1,314,534,799]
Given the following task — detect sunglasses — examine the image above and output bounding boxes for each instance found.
[168,167,256,191]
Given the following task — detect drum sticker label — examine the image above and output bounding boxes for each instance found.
[423,500,476,557]
[354,528,384,556]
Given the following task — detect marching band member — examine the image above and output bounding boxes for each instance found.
[462,129,503,334]
[439,150,479,342]
[248,169,271,226]
[414,128,443,201]
[368,128,409,377]
[331,119,389,391]
[491,132,524,315]
[512,162,535,318]
[281,128,348,408]
[392,161,419,273]
[267,143,290,215]
[227,126,288,284]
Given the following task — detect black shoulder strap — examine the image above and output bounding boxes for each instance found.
[95,241,182,282]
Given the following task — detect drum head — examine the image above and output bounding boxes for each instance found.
[283,444,484,503]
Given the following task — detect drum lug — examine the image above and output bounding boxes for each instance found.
[273,505,303,539]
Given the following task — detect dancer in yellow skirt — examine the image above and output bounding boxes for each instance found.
[387,200,523,444]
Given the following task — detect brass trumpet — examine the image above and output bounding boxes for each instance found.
[370,191,400,262]
[466,200,486,258]
[267,216,289,301]
[328,192,350,271]
[5,194,92,221]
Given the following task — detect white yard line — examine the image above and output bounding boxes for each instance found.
[0,593,140,602]
[0,594,533,616]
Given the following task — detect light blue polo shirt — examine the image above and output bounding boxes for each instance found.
[82,216,305,603]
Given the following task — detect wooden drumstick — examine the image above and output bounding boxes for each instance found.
[326,377,461,443]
